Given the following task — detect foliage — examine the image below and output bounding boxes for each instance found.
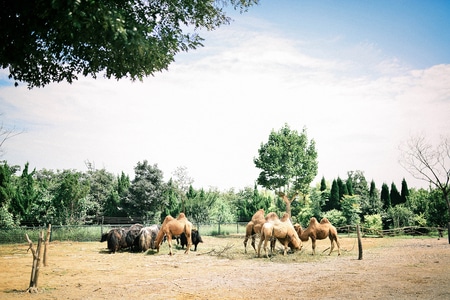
[322,209,347,228]
[254,124,318,194]
[185,187,218,224]
[363,214,383,232]
[380,183,390,209]
[125,160,166,223]
[0,0,258,88]
[324,179,340,211]
[340,195,361,225]
[390,182,401,207]
[387,204,415,228]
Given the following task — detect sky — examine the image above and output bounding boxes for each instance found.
[1,0,449,191]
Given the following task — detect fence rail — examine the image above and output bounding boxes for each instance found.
[0,223,446,244]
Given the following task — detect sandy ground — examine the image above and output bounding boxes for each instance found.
[1,235,449,299]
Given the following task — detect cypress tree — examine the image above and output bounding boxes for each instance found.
[325,179,340,211]
[400,178,409,205]
[390,182,401,206]
[380,183,390,209]
[346,177,354,196]
[337,177,347,199]
[320,176,327,192]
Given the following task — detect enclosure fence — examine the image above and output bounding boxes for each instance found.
[0,222,446,244]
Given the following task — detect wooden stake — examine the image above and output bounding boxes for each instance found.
[25,224,52,293]
[357,224,363,260]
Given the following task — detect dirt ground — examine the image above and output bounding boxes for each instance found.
[1,234,449,300]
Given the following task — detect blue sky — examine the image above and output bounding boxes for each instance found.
[1,1,449,191]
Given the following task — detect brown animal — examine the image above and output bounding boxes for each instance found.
[154,213,193,255]
[294,217,341,256]
[243,210,279,253]
[257,212,302,258]
[243,209,265,253]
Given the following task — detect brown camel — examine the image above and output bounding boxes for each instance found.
[154,213,193,255]
[243,210,279,253]
[294,217,341,256]
[257,212,302,258]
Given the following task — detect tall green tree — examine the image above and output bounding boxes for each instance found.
[390,182,401,206]
[0,162,17,227]
[51,170,90,225]
[400,178,409,205]
[125,160,166,223]
[337,177,347,199]
[254,124,318,215]
[320,176,327,192]
[380,183,391,209]
[346,176,354,196]
[1,0,258,88]
[185,187,218,224]
[324,179,340,211]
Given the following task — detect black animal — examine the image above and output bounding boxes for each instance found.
[180,229,203,251]
[101,228,127,253]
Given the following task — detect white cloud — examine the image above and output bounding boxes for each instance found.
[1,22,449,191]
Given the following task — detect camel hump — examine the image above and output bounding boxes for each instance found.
[177,213,186,220]
[265,212,279,221]
[309,217,319,225]
[320,217,330,224]
[280,212,290,222]
[162,215,174,224]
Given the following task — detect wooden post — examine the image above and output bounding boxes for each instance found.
[43,224,52,266]
[357,224,363,260]
[25,224,52,293]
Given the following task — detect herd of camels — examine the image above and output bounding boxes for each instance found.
[154,193,341,258]
[243,208,341,257]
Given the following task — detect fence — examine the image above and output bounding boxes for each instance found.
[0,223,446,244]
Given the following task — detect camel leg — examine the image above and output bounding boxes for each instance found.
[167,235,173,256]
[335,237,341,255]
[251,235,257,253]
[185,233,192,254]
[311,238,316,255]
[329,239,335,256]
[257,233,264,258]
[243,235,249,253]
[263,237,269,258]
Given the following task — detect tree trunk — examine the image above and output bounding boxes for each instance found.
[357,224,363,260]
[25,224,52,293]
[278,192,298,217]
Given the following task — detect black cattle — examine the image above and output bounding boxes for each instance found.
[180,229,203,251]
[101,228,128,253]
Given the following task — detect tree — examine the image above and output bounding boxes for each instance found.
[380,183,390,210]
[337,177,347,199]
[51,170,90,225]
[390,182,401,207]
[400,178,409,205]
[254,124,318,214]
[346,176,354,196]
[0,0,258,88]
[324,179,340,212]
[125,160,166,223]
[171,166,194,213]
[399,135,450,242]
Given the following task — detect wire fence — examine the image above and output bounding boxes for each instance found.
[0,223,446,244]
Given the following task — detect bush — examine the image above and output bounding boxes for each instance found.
[363,214,383,234]
[322,209,347,228]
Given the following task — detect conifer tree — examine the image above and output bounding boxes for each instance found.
[380,183,391,209]
[400,178,409,205]
[390,182,401,206]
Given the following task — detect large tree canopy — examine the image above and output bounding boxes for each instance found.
[0,0,258,88]
[254,124,318,195]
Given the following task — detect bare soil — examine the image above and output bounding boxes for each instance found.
[1,235,449,299]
